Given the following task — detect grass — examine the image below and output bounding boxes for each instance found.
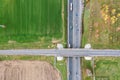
[0,55,54,62]
[56,59,67,80]
[82,1,120,79]
[94,57,120,80]
[0,55,67,80]
[82,0,120,49]
[62,0,67,46]
[0,1,67,79]
[82,2,120,79]
[82,58,93,80]
[82,7,90,47]
[0,37,56,49]
[82,57,120,80]
[0,0,67,49]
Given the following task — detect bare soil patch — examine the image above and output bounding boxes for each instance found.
[0,61,61,80]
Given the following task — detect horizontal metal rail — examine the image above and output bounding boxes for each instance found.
[0,49,119,57]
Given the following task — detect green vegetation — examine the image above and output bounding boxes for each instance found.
[95,57,120,80]
[62,0,67,46]
[83,1,120,79]
[82,0,120,49]
[0,55,54,62]
[56,60,67,80]
[82,57,120,80]
[0,0,67,49]
[0,1,67,79]
[0,37,56,49]
[0,55,67,80]
[82,7,90,47]
[82,58,93,80]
